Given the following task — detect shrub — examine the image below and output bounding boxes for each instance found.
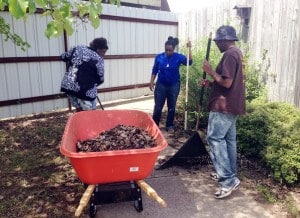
[237,101,300,185]
[236,101,270,158]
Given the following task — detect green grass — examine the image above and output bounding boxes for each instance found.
[256,184,277,203]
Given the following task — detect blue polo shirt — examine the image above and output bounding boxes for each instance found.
[152,52,192,85]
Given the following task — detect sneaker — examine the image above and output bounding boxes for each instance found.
[214,187,233,199]
[210,172,219,181]
[233,178,240,190]
[214,179,240,199]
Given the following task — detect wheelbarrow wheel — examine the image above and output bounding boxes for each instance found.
[90,202,97,218]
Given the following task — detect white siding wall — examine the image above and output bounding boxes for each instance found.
[0,4,178,119]
[0,12,66,118]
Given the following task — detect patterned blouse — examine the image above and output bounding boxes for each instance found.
[60,45,104,101]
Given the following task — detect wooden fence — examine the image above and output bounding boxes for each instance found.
[178,0,300,107]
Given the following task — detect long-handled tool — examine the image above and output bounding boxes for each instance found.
[184,21,191,131]
[184,43,190,131]
[97,96,104,110]
[195,32,212,130]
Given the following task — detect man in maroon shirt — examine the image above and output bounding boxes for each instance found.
[201,25,246,199]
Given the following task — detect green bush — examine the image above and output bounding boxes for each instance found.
[237,101,300,185]
[236,101,270,158]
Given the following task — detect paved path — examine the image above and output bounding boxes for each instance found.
[88,96,285,218]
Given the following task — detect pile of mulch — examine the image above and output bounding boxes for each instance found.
[76,124,157,152]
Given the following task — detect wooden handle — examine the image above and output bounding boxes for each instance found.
[136,180,167,208]
[75,184,96,217]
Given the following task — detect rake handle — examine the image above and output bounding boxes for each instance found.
[199,32,212,107]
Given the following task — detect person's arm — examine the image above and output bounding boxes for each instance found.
[202,60,233,88]
[95,58,104,85]
[61,47,75,62]
[149,74,156,91]
[150,56,159,91]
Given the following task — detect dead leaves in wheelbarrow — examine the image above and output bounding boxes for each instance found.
[76,124,157,152]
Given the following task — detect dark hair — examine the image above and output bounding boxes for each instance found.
[165,36,179,48]
[90,37,109,50]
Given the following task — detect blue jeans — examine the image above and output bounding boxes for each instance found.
[68,95,97,111]
[152,82,180,130]
[206,111,238,188]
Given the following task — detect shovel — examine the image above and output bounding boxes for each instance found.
[195,32,212,130]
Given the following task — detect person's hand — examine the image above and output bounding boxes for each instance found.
[199,79,211,87]
[202,60,213,75]
[186,40,192,48]
[149,82,155,91]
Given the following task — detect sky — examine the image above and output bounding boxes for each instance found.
[167,0,227,13]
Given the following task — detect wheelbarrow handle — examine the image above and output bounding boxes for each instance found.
[136,180,167,208]
[75,184,96,217]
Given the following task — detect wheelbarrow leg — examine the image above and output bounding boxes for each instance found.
[131,181,143,212]
[89,195,97,218]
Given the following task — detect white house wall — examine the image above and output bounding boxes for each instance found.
[0,4,178,119]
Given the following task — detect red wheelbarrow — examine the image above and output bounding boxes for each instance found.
[60,110,168,217]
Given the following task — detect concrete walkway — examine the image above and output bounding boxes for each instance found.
[90,96,284,218]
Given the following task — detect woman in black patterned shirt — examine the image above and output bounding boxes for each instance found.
[60,37,108,111]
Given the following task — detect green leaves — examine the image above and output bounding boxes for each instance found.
[45,20,62,38]
[237,101,300,185]
[44,3,74,38]
[63,17,73,36]
[0,0,8,10]
[28,0,36,14]
[34,0,46,7]
[89,3,100,28]
[8,0,28,19]
[0,16,30,51]
[1,0,121,50]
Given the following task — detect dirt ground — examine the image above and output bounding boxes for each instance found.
[0,109,299,217]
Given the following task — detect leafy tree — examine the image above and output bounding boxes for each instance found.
[0,0,120,50]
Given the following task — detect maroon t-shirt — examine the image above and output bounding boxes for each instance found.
[208,46,246,115]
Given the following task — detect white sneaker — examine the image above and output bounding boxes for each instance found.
[215,179,240,199]
[214,187,233,199]
[233,178,240,190]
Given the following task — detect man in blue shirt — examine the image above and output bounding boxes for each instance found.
[150,36,192,132]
